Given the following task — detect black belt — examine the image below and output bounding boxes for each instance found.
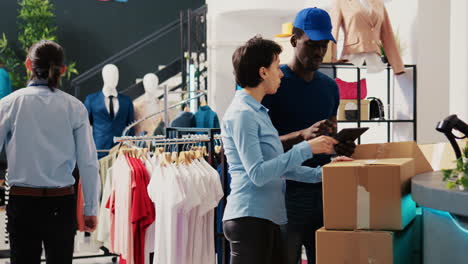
[9,186,75,197]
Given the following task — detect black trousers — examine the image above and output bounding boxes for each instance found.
[283,182,324,264]
[223,217,285,264]
[7,194,77,264]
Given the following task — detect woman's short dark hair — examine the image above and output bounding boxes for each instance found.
[232,36,282,88]
[27,40,65,90]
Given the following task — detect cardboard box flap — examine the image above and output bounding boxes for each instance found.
[419,140,467,170]
[324,158,414,168]
[352,141,432,174]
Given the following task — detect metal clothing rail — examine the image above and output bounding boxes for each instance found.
[121,91,206,136]
[114,135,211,144]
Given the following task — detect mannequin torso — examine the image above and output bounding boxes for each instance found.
[133,73,169,135]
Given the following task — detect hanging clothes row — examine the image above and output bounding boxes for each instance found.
[170,100,220,129]
[95,136,224,264]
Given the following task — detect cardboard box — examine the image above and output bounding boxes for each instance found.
[316,212,422,264]
[418,140,467,171]
[352,141,433,175]
[338,99,370,121]
[323,158,416,230]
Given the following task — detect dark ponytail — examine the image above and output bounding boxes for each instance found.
[27,40,65,91]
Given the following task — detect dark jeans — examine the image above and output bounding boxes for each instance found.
[223,217,285,264]
[7,194,77,264]
[283,182,324,264]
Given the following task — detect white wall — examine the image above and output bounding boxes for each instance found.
[207,0,305,15]
[450,0,468,123]
[416,0,451,143]
[207,0,464,143]
[206,0,303,118]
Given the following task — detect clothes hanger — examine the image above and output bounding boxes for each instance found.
[200,95,208,107]
[214,137,223,154]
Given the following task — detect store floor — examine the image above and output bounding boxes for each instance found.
[0,207,309,264]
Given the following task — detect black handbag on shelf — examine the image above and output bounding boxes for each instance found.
[368,97,385,120]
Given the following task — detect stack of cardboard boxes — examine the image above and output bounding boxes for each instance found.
[316,142,433,264]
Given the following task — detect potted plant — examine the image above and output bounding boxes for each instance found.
[0,0,77,89]
[442,142,468,191]
[379,28,405,65]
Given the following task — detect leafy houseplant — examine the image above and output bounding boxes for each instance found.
[379,28,405,64]
[0,0,77,89]
[442,142,468,191]
[0,34,23,88]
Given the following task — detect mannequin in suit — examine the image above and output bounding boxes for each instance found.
[331,0,404,74]
[84,64,134,158]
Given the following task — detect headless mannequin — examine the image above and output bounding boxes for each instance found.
[134,73,164,135]
[84,63,134,156]
[142,73,159,101]
[102,64,119,115]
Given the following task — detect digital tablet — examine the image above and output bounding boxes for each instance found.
[334,127,369,142]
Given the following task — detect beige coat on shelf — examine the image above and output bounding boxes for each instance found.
[330,0,404,74]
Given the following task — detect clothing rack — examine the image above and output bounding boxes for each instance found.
[114,128,229,264]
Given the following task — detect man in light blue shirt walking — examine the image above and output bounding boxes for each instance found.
[0,40,100,264]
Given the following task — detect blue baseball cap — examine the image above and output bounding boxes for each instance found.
[293,8,336,43]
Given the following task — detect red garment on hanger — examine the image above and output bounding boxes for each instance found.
[128,156,156,264]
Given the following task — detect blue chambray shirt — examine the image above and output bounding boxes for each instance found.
[0,80,100,216]
[221,90,322,225]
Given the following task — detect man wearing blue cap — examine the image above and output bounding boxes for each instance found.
[263,8,356,264]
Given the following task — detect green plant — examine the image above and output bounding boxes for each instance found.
[379,28,406,59]
[0,0,77,89]
[442,142,468,190]
[0,34,24,88]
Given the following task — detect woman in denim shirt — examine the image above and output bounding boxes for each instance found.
[221,36,344,264]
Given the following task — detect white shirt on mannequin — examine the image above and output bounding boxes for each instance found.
[102,87,119,115]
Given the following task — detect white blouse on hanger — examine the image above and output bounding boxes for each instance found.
[146,155,223,264]
[100,148,224,264]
